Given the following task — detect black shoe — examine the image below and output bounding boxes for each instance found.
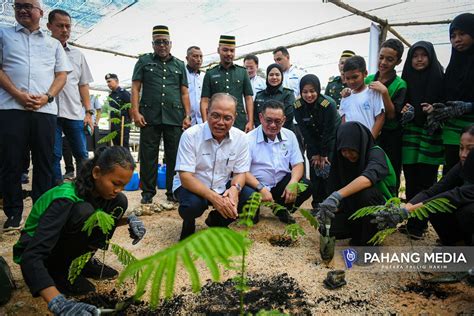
[3,216,22,232]
[277,210,296,224]
[82,257,118,280]
[55,274,96,296]
[179,221,196,241]
[141,195,153,204]
[166,194,178,203]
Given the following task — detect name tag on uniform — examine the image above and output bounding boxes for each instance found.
[211,74,221,78]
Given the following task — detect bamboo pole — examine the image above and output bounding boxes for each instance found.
[120,116,125,147]
[391,20,452,27]
[68,42,138,59]
[388,26,411,47]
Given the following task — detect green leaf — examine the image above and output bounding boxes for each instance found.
[299,209,319,230]
[118,227,249,308]
[349,205,385,220]
[109,117,122,125]
[284,223,305,241]
[82,209,115,236]
[98,131,118,144]
[110,243,139,282]
[238,192,262,227]
[255,310,289,316]
[367,228,397,245]
[68,251,93,284]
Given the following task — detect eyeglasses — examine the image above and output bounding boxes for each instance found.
[12,3,41,11]
[209,112,235,123]
[152,40,171,46]
[262,116,284,126]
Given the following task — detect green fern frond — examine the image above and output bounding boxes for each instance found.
[286,182,309,194]
[238,192,262,228]
[110,243,138,266]
[284,223,305,241]
[408,198,455,220]
[109,118,122,125]
[368,228,397,245]
[98,131,118,144]
[120,102,132,111]
[349,205,385,220]
[82,210,115,236]
[299,209,319,230]
[68,251,93,284]
[255,310,289,316]
[124,123,135,128]
[118,227,249,308]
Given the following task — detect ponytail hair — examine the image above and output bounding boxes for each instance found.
[74,147,135,198]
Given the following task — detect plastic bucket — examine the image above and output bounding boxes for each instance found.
[124,172,140,191]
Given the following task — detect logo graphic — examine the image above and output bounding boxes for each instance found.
[342,248,357,269]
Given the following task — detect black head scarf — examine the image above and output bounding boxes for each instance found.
[401,41,444,126]
[265,63,283,94]
[444,13,474,101]
[461,150,474,184]
[329,122,375,189]
[299,74,321,106]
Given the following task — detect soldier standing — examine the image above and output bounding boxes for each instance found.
[325,50,355,108]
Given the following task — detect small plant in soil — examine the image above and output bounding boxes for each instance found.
[98,97,134,145]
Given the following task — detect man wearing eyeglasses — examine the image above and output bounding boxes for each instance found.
[0,0,71,231]
[245,100,312,224]
[131,25,192,204]
[173,93,254,240]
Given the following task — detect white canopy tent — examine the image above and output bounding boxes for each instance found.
[1,0,473,92]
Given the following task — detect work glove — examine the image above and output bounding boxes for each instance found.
[370,207,409,230]
[431,101,473,121]
[314,163,331,179]
[400,104,415,126]
[315,191,342,224]
[127,215,146,245]
[48,294,98,316]
[425,112,442,135]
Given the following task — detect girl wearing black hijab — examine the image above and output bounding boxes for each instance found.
[441,13,474,172]
[406,125,474,245]
[400,41,444,238]
[254,63,295,130]
[294,74,341,205]
[318,122,396,246]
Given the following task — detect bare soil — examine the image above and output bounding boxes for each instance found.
[1,180,473,315]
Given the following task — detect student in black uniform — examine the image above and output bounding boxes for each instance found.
[13,147,146,315]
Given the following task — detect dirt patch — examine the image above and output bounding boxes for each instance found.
[268,235,296,247]
[315,293,372,311]
[401,281,453,300]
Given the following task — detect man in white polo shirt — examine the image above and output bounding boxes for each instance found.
[173,93,254,240]
[246,100,312,223]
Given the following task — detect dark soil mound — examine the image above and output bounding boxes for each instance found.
[401,282,452,299]
[268,235,296,247]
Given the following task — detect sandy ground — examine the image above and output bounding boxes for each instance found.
[1,175,473,315]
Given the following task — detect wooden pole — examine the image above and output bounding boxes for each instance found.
[120,116,125,147]
[68,42,138,59]
[388,26,411,47]
[328,0,388,26]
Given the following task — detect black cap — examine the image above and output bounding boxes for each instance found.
[105,73,118,80]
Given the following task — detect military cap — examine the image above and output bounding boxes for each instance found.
[219,35,236,46]
[153,25,170,36]
[340,50,356,58]
[105,73,118,80]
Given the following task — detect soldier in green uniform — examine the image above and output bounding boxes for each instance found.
[324,50,355,108]
[131,25,192,204]
[200,35,254,132]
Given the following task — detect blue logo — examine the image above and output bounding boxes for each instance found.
[342,248,357,269]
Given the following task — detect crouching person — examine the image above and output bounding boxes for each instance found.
[174,93,254,240]
[246,100,312,223]
[13,147,146,315]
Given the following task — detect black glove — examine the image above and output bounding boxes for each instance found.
[425,111,442,135]
[48,294,98,316]
[432,101,473,122]
[400,104,415,126]
[315,191,342,224]
[127,215,146,245]
[314,163,331,179]
[370,207,409,230]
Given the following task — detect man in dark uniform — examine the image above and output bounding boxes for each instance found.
[324,50,355,108]
[131,25,191,204]
[200,35,254,132]
[105,73,131,148]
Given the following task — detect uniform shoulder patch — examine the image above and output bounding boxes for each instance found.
[328,76,335,82]
[320,98,330,108]
[294,99,302,109]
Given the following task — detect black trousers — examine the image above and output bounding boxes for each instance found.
[139,124,182,198]
[0,110,56,219]
[308,164,328,207]
[443,144,460,175]
[62,136,75,174]
[270,173,312,211]
[45,193,126,278]
[429,203,474,246]
[330,186,385,246]
[378,128,402,194]
[403,163,439,234]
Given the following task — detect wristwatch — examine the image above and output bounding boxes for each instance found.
[184,114,192,121]
[45,93,54,103]
[256,182,264,192]
[231,183,242,193]
[85,109,94,116]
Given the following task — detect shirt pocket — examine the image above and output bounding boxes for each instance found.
[166,67,182,87]
[143,63,158,81]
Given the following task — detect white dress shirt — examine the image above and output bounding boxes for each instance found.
[247,125,303,189]
[250,75,266,100]
[282,64,307,98]
[0,25,72,115]
[173,122,250,194]
[185,65,205,125]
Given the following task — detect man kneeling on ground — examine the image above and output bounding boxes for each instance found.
[246,100,312,223]
[173,93,254,240]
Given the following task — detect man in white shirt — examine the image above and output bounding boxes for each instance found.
[185,46,205,125]
[243,54,266,99]
[47,9,94,184]
[246,100,312,223]
[0,0,71,230]
[173,93,254,240]
[272,46,307,98]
